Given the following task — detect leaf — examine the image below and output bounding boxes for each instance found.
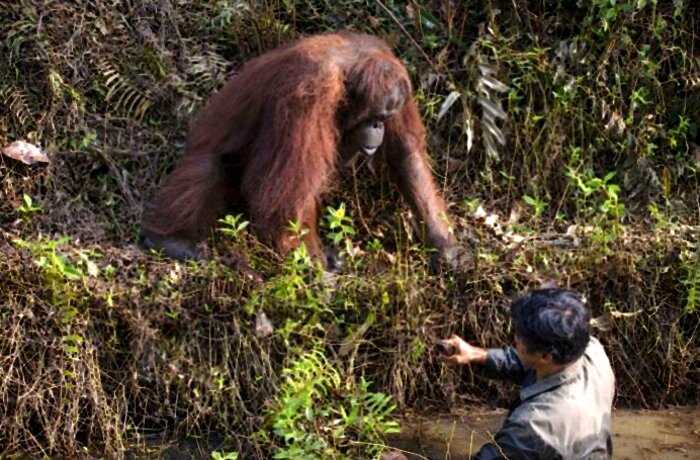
[479,74,509,93]
[478,97,507,120]
[477,64,496,76]
[85,260,100,277]
[436,91,461,121]
[591,310,642,331]
[1,140,49,165]
[338,312,375,357]
[255,310,274,338]
[523,195,537,206]
[464,111,474,153]
[482,116,507,146]
[63,334,84,345]
[484,134,500,160]
[62,264,83,280]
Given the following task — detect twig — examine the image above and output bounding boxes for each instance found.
[375,0,439,75]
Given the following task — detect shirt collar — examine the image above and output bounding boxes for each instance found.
[520,357,582,401]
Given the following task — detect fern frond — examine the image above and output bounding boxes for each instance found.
[476,62,509,161]
[98,60,153,121]
[1,86,35,128]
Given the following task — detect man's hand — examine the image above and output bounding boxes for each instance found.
[441,335,488,366]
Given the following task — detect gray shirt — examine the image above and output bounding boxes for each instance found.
[473,337,615,460]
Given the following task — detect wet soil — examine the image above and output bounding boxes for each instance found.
[388,406,700,460]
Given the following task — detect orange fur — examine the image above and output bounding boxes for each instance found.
[142,31,456,263]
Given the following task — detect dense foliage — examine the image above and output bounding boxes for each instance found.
[1,0,698,457]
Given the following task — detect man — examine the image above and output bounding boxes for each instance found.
[442,289,615,459]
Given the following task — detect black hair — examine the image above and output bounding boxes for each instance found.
[511,288,591,365]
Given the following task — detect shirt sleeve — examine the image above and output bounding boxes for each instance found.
[472,418,560,460]
[482,347,529,384]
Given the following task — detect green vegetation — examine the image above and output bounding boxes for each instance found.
[266,349,399,459]
[1,0,698,458]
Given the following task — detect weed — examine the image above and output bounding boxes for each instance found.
[267,349,398,460]
[16,193,41,220]
[218,214,250,240]
[211,451,239,460]
[12,236,99,286]
[1,0,699,457]
[681,243,700,314]
[324,203,357,259]
[566,169,625,249]
[522,194,548,220]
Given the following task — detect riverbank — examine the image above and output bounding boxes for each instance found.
[2,1,698,457]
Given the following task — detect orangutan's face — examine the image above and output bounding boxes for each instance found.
[344,84,405,157]
[348,118,385,156]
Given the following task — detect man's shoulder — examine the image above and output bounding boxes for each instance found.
[586,336,613,362]
[586,336,605,355]
[584,336,615,384]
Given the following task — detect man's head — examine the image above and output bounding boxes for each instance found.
[511,289,591,370]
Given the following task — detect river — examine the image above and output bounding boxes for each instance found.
[388,407,700,459]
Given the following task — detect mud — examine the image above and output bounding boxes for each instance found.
[388,406,700,459]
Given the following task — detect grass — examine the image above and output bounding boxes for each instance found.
[1,0,699,457]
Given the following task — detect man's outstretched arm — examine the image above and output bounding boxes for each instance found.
[443,335,529,384]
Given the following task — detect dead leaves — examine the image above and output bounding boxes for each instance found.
[1,140,49,165]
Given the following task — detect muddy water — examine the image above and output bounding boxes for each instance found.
[388,407,700,459]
